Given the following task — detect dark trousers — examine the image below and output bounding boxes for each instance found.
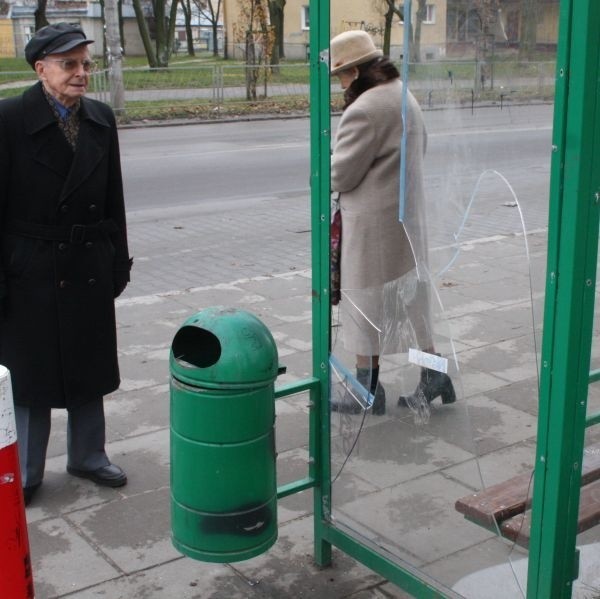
[15,398,110,488]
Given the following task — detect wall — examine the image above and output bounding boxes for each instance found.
[223,0,448,62]
[0,18,15,57]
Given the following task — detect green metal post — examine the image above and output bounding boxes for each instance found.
[528,0,600,597]
[309,0,333,567]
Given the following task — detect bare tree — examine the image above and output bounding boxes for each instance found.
[193,0,222,57]
[180,0,196,55]
[132,0,179,67]
[234,0,273,100]
[375,0,425,63]
[375,0,402,57]
[470,0,503,88]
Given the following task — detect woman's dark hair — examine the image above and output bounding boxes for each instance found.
[342,56,400,110]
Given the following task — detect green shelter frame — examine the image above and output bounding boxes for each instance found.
[272,1,600,597]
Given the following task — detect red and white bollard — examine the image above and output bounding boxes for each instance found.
[0,365,34,598]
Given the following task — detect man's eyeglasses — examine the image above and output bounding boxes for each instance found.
[44,58,97,73]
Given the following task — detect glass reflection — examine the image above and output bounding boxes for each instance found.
[327,2,552,595]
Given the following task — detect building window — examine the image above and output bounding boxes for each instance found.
[424,5,436,24]
[397,4,436,24]
[301,6,310,30]
[447,5,481,42]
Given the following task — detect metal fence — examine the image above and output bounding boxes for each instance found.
[0,61,556,122]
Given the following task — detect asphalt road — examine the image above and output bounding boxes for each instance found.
[119,103,553,211]
[118,103,554,297]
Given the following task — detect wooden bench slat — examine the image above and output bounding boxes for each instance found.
[501,478,600,548]
[455,471,533,526]
[455,443,600,530]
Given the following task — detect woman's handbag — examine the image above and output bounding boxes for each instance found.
[331,197,342,305]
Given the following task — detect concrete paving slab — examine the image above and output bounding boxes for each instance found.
[436,288,498,319]
[23,225,600,598]
[330,418,474,490]
[231,516,384,598]
[251,294,313,328]
[423,536,527,596]
[350,585,414,599]
[275,348,312,381]
[334,473,492,564]
[456,369,510,399]
[394,392,536,457]
[236,270,312,301]
[484,377,539,417]
[444,439,536,490]
[442,273,534,308]
[116,294,192,326]
[446,310,533,349]
[167,283,264,312]
[103,385,170,439]
[457,335,538,384]
[63,556,258,598]
[67,487,179,574]
[439,260,520,287]
[275,396,311,453]
[28,516,121,597]
[452,542,600,599]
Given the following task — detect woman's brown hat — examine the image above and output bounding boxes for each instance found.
[330,30,383,75]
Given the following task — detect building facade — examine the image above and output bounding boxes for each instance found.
[1,0,559,61]
[2,0,146,60]
[222,0,559,62]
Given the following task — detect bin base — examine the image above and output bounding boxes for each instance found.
[171,494,278,563]
[172,532,277,563]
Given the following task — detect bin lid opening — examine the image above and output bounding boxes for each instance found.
[172,326,222,369]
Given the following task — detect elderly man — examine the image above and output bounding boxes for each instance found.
[0,23,133,506]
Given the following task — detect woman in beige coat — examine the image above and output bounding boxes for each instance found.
[330,30,455,415]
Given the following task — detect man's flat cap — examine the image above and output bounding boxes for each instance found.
[25,22,94,69]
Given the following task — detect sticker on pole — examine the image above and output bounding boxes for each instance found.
[0,365,17,450]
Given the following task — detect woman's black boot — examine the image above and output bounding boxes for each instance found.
[358,367,386,415]
[398,367,456,407]
[331,367,386,415]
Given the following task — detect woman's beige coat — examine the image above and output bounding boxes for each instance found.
[331,78,429,355]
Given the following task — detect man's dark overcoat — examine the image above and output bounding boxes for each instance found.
[0,82,131,408]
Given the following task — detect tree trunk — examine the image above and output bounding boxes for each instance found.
[105,0,125,114]
[166,0,179,59]
[181,0,195,56]
[382,2,393,56]
[132,0,159,67]
[246,29,257,100]
[118,0,126,54]
[519,0,537,60]
[268,0,285,62]
[153,0,168,66]
[214,0,222,56]
[99,0,107,67]
[212,22,219,56]
[193,0,221,57]
[34,0,49,30]
[413,0,427,63]
[381,0,404,58]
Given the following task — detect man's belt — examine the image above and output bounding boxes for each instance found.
[5,220,118,244]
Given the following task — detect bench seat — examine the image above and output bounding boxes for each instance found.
[455,445,600,548]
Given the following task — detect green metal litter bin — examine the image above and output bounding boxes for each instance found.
[170,307,279,563]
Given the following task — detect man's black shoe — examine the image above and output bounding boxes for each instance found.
[67,464,127,488]
[23,483,41,506]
